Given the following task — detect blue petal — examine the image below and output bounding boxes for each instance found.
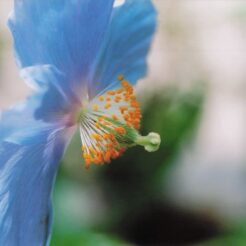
[20,65,81,123]
[0,65,78,145]
[0,66,75,245]
[89,0,157,97]
[0,127,72,246]
[0,91,45,142]
[8,0,114,91]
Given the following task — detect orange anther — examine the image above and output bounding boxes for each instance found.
[119,106,128,114]
[129,111,135,117]
[94,152,103,165]
[109,134,116,141]
[83,152,90,159]
[107,90,116,96]
[89,146,97,154]
[115,95,121,101]
[112,114,118,121]
[98,116,105,122]
[131,101,139,108]
[121,80,130,88]
[104,151,112,163]
[91,133,102,142]
[115,127,126,135]
[104,120,111,126]
[114,98,121,103]
[117,88,124,94]
[99,96,104,101]
[104,103,111,109]
[104,133,111,139]
[85,159,92,168]
[127,87,133,95]
[105,143,114,149]
[112,150,120,159]
[123,114,129,121]
[106,97,111,102]
[126,122,132,127]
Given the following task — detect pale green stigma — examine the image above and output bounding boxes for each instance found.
[135,132,161,152]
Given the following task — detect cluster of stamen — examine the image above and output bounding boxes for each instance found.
[79,75,142,168]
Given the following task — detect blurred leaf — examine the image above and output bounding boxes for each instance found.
[197,223,246,246]
[51,231,129,246]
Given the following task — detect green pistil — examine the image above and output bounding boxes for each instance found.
[104,117,161,152]
[135,132,161,152]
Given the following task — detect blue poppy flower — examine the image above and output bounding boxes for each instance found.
[0,0,159,245]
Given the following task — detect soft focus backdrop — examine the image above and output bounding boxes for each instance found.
[1,0,246,245]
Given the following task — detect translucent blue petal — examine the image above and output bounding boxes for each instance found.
[0,68,75,244]
[20,65,81,123]
[0,127,72,246]
[89,0,157,97]
[0,66,78,145]
[0,91,45,142]
[8,0,114,91]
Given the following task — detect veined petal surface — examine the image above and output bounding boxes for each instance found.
[8,0,114,93]
[89,0,157,97]
[0,126,73,246]
[0,74,75,245]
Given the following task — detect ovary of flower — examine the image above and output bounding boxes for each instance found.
[79,75,161,169]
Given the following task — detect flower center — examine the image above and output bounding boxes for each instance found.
[79,75,160,169]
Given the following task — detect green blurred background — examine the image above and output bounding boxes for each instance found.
[1,0,246,245]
